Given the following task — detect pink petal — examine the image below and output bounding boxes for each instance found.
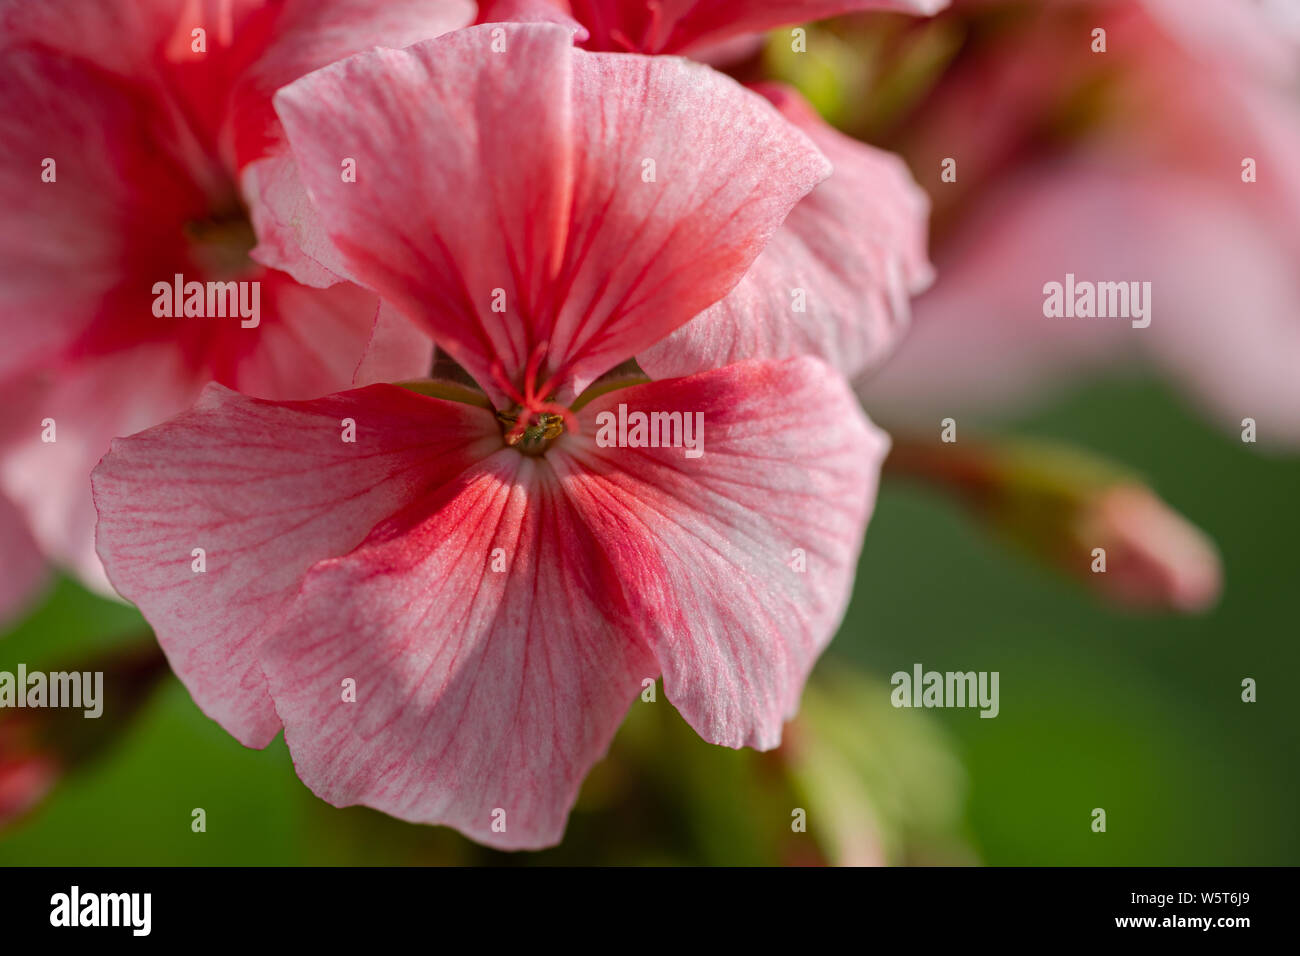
[640,83,933,381]
[1141,0,1300,87]
[0,489,47,627]
[220,274,395,399]
[475,0,589,37]
[2,346,202,596]
[1,277,401,594]
[242,151,353,287]
[1,0,187,84]
[864,162,1300,442]
[352,302,436,389]
[91,384,502,746]
[0,10,392,397]
[4,0,291,162]
[274,23,830,403]
[565,357,886,750]
[861,163,1152,421]
[228,0,476,168]
[542,0,948,54]
[0,46,208,381]
[260,449,659,849]
[234,0,475,285]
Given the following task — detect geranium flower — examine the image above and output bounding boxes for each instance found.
[0,0,472,589]
[92,23,890,848]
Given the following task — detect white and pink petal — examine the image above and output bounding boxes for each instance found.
[91,384,501,746]
[640,83,933,381]
[261,449,658,849]
[563,357,885,749]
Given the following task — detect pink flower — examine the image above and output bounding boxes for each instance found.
[0,0,472,590]
[861,0,1300,443]
[479,1,938,384]
[92,24,890,849]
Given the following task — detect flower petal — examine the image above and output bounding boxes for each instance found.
[863,162,1300,443]
[259,356,880,845]
[2,346,201,596]
[525,0,949,54]
[260,450,658,849]
[564,357,887,750]
[91,383,501,746]
[861,163,1147,421]
[475,0,589,37]
[352,301,436,388]
[274,23,830,402]
[242,151,353,287]
[641,83,933,381]
[0,489,47,628]
[234,0,475,285]
[1141,0,1300,87]
[228,0,476,168]
[0,46,208,381]
[1,276,399,594]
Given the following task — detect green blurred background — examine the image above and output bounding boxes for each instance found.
[2,374,1295,865]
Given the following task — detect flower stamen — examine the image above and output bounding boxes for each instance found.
[491,342,580,454]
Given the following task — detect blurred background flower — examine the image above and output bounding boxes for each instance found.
[769,0,1300,444]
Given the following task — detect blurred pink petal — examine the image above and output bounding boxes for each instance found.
[476,0,589,36]
[1140,0,1300,86]
[0,46,206,383]
[863,164,1158,419]
[484,0,949,54]
[227,0,475,168]
[0,281,390,594]
[642,83,933,381]
[0,490,46,627]
[866,163,1300,441]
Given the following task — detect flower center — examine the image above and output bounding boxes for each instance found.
[497,408,567,455]
[183,206,256,280]
[490,341,578,456]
